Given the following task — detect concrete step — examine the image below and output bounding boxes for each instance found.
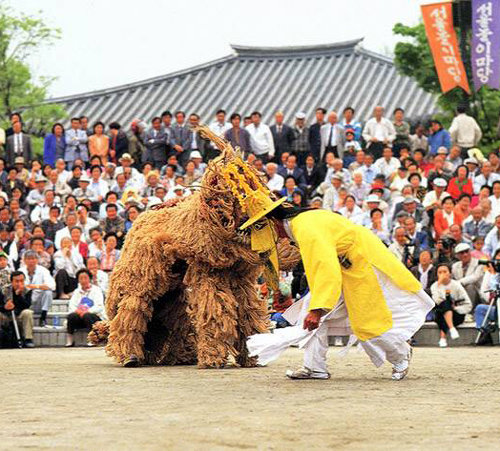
[33,327,89,347]
[34,311,68,327]
[49,300,70,313]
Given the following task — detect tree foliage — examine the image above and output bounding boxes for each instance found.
[0,4,67,134]
[393,22,500,152]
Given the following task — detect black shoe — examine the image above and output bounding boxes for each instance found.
[477,332,493,346]
[123,355,141,367]
[24,339,35,348]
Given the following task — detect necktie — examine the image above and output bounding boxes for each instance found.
[328,125,334,146]
[474,222,479,237]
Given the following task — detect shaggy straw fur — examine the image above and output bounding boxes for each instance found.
[92,126,300,368]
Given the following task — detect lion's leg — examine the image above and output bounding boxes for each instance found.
[185,266,239,368]
[230,268,269,368]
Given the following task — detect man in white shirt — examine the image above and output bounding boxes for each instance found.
[473,161,500,194]
[245,111,275,163]
[483,215,500,256]
[422,177,449,215]
[452,243,484,307]
[489,181,500,216]
[30,190,59,224]
[209,109,231,142]
[362,106,396,160]
[21,251,55,327]
[449,105,482,157]
[26,176,48,208]
[265,162,284,192]
[55,212,85,249]
[374,147,400,182]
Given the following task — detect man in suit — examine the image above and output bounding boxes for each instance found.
[404,216,430,250]
[410,250,437,296]
[6,120,32,166]
[171,111,191,167]
[463,206,493,240]
[308,107,326,161]
[277,154,306,190]
[270,112,295,162]
[64,117,89,168]
[144,117,168,169]
[320,111,345,161]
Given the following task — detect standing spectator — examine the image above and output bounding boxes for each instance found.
[128,119,147,165]
[362,106,396,160]
[207,109,232,161]
[452,243,484,308]
[80,116,92,136]
[428,120,451,156]
[392,108,411,155]
[65,268,105,347]
[224,113,252,158]
[108,122,129,164]
[270,111,295,162]
[64,117,89,168]
[410,124,429,153]
[5,112,21,137]
[186,113,210,163]
[53,236,84,299]
[340,106,362,143]
[447,165,473,200]
[88,121,109,165]
[171,111,191,166]
[319,111,344,161]
[290,112,310,166]
[449,105,482,157]
[0,271,34,347]
[246,111,275,163]
[431,263,472,347]
[43,123,66,168]
[308,107,326,161]
[21,251,55,327]
[5,120,33,166]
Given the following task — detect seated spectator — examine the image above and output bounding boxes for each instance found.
[99,204,125,242]
[0,225,18,269]
[447,165,473,200]
[452,243,484,308]
[476,249,500,345]
[322,174,343,211]
[471,236,488,260]
[54,236,84,299]
[99,232,120,272]
[389,226,419,268]
[76,204,99,241]
[265,162,284,192]
[88,228,105,258]
[463,206,492,240]
[70,226,88,259]
[72,175,96,203]
[403,216,429,250]
[41,206,64,243]
[124,205,141,233]
[30,190,58,224]
[55,212,81,249]
[374,147,399,182]
[67,165,83,190]
[348,171,370,205]
[434,196,463,240]
[20,250,55,327]
[410,250,436,296]
[431,263,472,347]
[29,237,53,271]
[25,175,47,208]
[65,268,105,347]
[338,195,362,220]
[98,191,124,220]
[368,208,390,244]
[449,224,471,246]
[473,161,500,194]
[347,150,365,173]
[86,256,109,295]
[0,251,11,290]
[489,180,500,216]
[270,281,293,328]
[0,271,34,347]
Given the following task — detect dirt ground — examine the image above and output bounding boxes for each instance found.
[1,346,500,450]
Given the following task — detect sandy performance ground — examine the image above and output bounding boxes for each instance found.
[1,346,500,450]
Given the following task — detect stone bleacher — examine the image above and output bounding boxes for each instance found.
[32,298,498,348]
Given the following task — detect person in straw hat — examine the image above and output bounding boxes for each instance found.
[244,191,434,381]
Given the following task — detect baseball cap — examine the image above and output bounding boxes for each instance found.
[366,194,381,203]
[455,243,471,254]
[433,178,447,187]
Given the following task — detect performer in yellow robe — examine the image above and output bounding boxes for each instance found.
[245,205,434,381]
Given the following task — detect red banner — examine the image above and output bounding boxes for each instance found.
[421,2,471,94]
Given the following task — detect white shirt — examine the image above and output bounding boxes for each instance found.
[374,157,400,178]
[21,265,56,293]
[13,132,23,154]
[267,173,284,192]
[90,179,109,199]
[362,117,396,144]
[53,248,84,277]
[68,284,105,318]
[209,121,232,148]
[54,227,86,250]
[489,194,500,216]
[449,113,482,148]
[246,123,275,156]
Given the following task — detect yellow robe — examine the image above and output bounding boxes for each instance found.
[288,209,422,341]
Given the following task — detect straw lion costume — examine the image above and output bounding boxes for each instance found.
[90,127,300,368]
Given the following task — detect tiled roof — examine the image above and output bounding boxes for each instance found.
[48,38,438,127]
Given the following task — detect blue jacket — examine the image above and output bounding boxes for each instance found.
[43,134,66,167]
[428,129,451,155]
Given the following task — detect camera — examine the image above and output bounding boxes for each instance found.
[478,259,500,273]
[440,236,456,251]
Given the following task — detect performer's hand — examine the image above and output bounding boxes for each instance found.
[303,309,322,331]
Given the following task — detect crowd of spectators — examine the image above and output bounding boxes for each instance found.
[0,103,498,348]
